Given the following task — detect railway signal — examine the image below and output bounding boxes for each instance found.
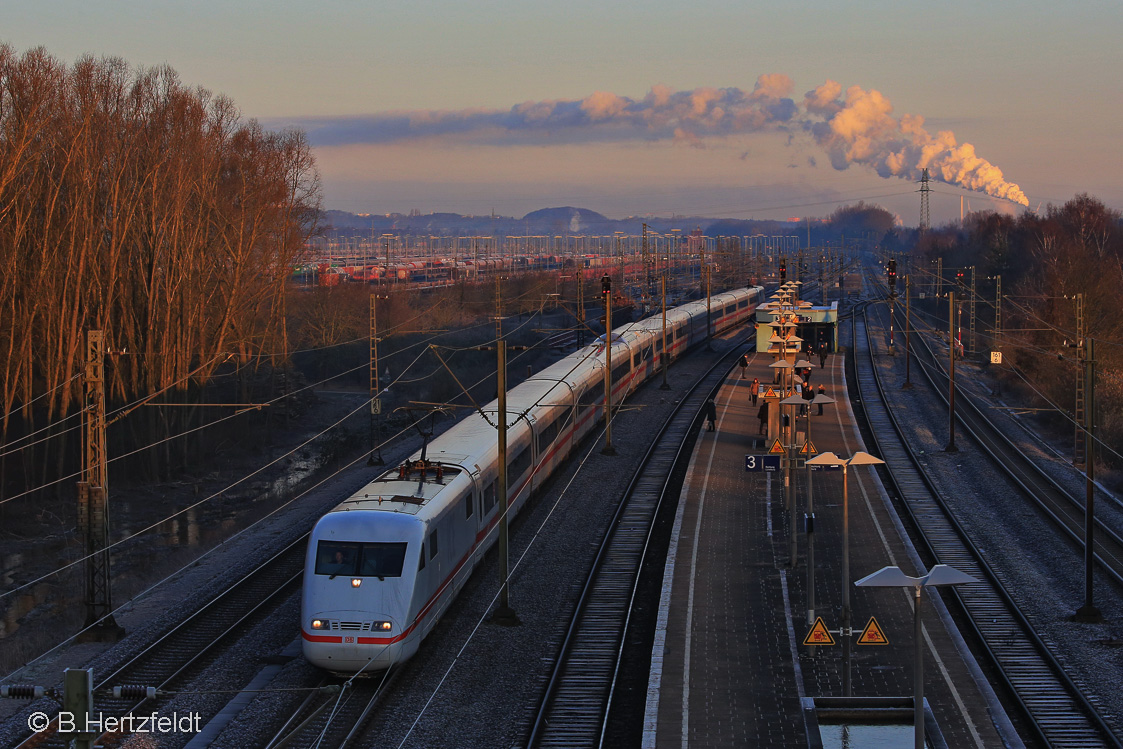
[779,257,787,282]
[602,274,616,456]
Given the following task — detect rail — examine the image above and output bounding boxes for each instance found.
[528,333,753,747]
[853,281,1120,747]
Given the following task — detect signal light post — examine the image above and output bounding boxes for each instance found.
[601,274,616,456]
[887,258,898,350]
[946,291,958,452]
[369,293,389,466]
[660,275,670,390]
[1075,335,1103,622]
[493,338,519,625]
[903,275,913,389]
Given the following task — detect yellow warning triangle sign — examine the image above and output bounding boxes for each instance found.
[768,438,786,454]
[803,617,835,646]
[857,616,889,645]
[763,386,778,398]
[800,440,817,455]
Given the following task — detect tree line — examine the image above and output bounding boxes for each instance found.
[911,194,1123,470]
[0,46,320,474]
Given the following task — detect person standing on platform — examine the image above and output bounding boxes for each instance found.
[703,397,717,432]
[817,383,826,415]
[819,344,828,368]
[750,377,760,406]
[738,354,748,379]
[757,402,768,435]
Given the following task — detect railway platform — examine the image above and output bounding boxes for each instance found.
[643,336,1020,748]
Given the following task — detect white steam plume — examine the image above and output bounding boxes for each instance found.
[295,75,1027,206]
[802,82,1027,205]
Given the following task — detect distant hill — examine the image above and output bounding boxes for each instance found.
[318,205,896,247]
[520,207,611,233]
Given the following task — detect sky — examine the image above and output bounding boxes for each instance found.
[5,0,1122,227]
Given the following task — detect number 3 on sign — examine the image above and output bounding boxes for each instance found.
[745,455,758,472]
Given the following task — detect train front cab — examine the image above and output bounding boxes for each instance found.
[302,510,425,674]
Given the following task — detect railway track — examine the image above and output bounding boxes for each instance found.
[13,536,307,749]
[264,672,397,749]
[852,294,1121,748]
[879,285,1123,588]
[528,336,751,748]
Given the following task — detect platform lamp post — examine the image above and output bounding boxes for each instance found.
[801,392,836,625]
[805,450,885,697]
[776,354,810,565]
[768,355,793,450]
[856,565,976,749]
[777,368,813,561]
[781,389,805,567]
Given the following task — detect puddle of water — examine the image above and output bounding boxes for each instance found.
[2,552,23,586]
[819,723,916,748]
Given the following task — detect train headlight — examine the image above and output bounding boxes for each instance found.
[351,578,362,588]
[376,621,392,631]
[311,619,324,630]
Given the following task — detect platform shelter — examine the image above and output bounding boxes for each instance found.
[755,282,839,354]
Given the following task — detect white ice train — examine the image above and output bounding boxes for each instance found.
[301,285,763,674]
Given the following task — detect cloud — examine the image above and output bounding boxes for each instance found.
[287,74,1027,205]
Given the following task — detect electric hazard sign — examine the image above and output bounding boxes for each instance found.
[857,617,889,645]
[803,617,836,646]
[768,438,786,454]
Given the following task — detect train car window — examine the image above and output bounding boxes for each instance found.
[656,338,663,352]
[739,299,748,308]
[314,541,361,577]
[428,530,439,560]
[632,352,640,368]
[612,361,629,382]
[483,482,496,514]
[465,493,473,519]
[509,447,531,479]
[725,304,735,315]
[358,542,407,577]
[583,382,603,413]
[418,548,426,571]
[538,417,559,450]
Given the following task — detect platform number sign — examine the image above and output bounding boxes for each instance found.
[990,351,1002,364]
[745,455,781,472]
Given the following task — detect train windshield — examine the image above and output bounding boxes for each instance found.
[314,541,408,578]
